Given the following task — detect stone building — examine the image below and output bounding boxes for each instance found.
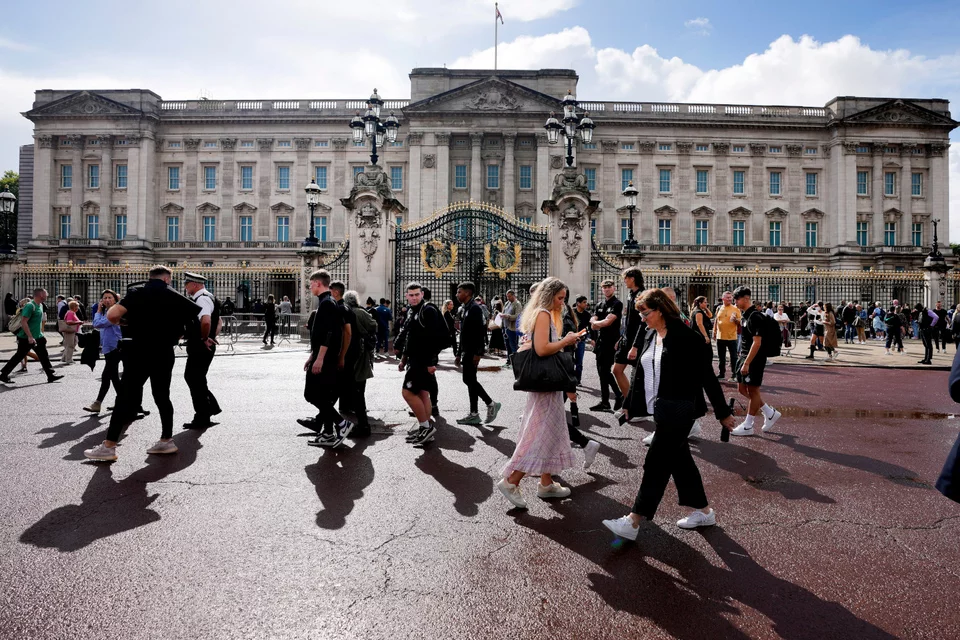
[17,67,956,272]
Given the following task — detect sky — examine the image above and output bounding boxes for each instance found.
[2,0,960,238]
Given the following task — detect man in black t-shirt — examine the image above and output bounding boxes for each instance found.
[730,286,781,438]
[589,279,624,412]
[573,295,591,384]
[330,281,359,420]
[613,267,645,408]
[399,282,443,446]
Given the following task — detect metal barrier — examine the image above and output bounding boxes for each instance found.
[223,313,309,343]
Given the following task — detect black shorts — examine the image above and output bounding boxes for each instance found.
[814,324,825,337]
[614,340,637,365]
[735,355,766,387]
[403,365,435,395]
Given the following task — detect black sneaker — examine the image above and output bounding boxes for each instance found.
[183,419,213,430]
[296,417,321,432]
[350,425,371,439]
[338,421,355,439]
[613,396,624,411]
[589,402,613,413]
[410,424,437,446]
[46,373,64,383]
[0,374,13,384]
[431,405,440,418]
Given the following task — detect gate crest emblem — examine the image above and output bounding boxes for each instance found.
[484,238,522,280]
[420,238,458,278]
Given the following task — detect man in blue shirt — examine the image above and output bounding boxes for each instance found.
[375,298,392,354]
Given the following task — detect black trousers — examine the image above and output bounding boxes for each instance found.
[567,421,589,447]
[184,342,220,420]
[633,419,708,519]
[96,349,122,403]
[263,318,277,343]
[1,336,55,378]
[338,358,358,411]
[716,339,737,377]
[595,348,620,404]
[462,356,492,413]
[921,328,934,362]
[107,347,175,442]
[304,371,342,433]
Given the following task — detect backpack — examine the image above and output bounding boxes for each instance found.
[420,302,452,352]
[7,308,22,333]
[754,311,782,357]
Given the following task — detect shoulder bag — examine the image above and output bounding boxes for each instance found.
[512,323,576,393]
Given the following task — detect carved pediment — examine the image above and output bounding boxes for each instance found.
[654,205,678,218]
[270,202,295,214]
[81,200,100,214]
[764,207,789,219]
[197,202,221,214]
[884,208,903,223]
[728,206,752,219]
[515,201,536,216]
[838,99,958,128]
[160,202,184,215]
[801,208,825,219]
[24,91,144,119]
[691,206,715,217]
[403,77,562,114]
[233,202,258,214]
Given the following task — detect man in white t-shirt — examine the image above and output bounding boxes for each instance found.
[183,272,222,429]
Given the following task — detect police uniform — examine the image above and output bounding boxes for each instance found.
[593,294,623,407]
[183,272,222,428]
[105,277,200,444]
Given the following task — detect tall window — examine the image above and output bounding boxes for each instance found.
[658,169,671,193]
[912,222,922,247]
[856,222,868,247]
[277,166,291,190]
[590,218,597,238]
[168,166,180,190]
[60,215,70,239]
[239,216,253,242]
[60,165,72,188]
[241,166,253,190]
[202,216,216,242]
[805,222,818,248]
[695,220,709,245]
[315,166,328,190]
[519,216,533,226]
[884,222,896,246]
[884,172,897,196]
[115,214,127,240]
[732,220,745,246]
[621,168,634,191]
[486,165,499,189]
[519,165,532,190]
[454,164,467,189]
[857,170,869,195]
[769,171,781,196]
[620,219,629,243]
[204,166,216,190]
[911,172,923,196]
[769,221,782,247]
[115,164,127,189]
[805,172,817,196]
[696,170,708,194]
[658,219,671,245]
[353,166,364,179]
[584,167,596,191]
[167,216,180,242]
[86,214,99,239]
[733,170,745,194]
[391,166,403,191]
[88,164,100,189]
[276,216,290,242]
[316,216,328,242]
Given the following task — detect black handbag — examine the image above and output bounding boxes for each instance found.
[653,397,698,425]
[512,346,577,392]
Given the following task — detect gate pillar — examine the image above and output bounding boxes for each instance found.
[341,165,405,303]
[541,167,600,299]
[0,256,17,327]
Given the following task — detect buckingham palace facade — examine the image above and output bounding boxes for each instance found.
[17,67,957,270]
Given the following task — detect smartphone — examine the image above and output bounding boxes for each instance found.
[720,398,734,442]
[577,329,589,341]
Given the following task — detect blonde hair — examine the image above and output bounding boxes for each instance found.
[68,301,80,311]
[520,277,566,337]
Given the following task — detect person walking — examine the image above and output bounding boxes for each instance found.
[916,302,935,365]
[884,306,904,355]
[375,299,392,354]
[488,298,506,357]
[573,295,591,384]
[0,288,64,385]
[713,291,740,380]
[83,266,200,461]
[805,302,825,360]
[344,290,376,438]
[262,294,278,345]
[455,281,502,427]
[933,301,948,353]
[602,288,736,540]
[82,289,123,413]
[855,304,867,344]
[589,279,624,413]
[497,277,580,509]
[841,302,857,345]
[952,304,960,352]
[329,281,358,416]
[60,300,83,363]
[773,303,792,349]
[731,286,782,437]
[612,267,645,413]
[399,282,444,446]
[823,302,839,361]
[502,290,520,367]
[182,272,222,429]
[279,295,293,337]
[442,299,458,359]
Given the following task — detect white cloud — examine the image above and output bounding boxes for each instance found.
[684,17,712,36]
[450,26,595,71]
[0,38,33,52]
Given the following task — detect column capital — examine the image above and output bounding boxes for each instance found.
[184,138,202,151]
[535,132,548,145]
[220,137,238,151]
[256,138,274,151]
[469,132,484,146]
[36,135,54,148]
[435,132,451,145]
[294,137,312,151]
[332,137,349,150]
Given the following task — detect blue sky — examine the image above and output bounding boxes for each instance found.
[2,0,959,237]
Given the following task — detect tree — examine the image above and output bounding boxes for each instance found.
[0,170,17,251]
[951,243,960,258]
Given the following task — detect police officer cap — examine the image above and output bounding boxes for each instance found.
[184,272,207,284]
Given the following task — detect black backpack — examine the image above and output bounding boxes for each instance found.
[420,302,452,352]
[755,312,782,357]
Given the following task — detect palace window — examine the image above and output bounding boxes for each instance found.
[696,169,708,194]
[87,214,99,240]
[519,165,532,190]
[315,216,328,242]
[277,140,291,148]
[581,142,597,150]
[240,140,254,148]
[241,166,254,190]
[353,166,364,179]
[520,216,533,226]
[315,166,327,190]
[277,166,291,190]
[315,140,329,147]
[590,218,597,238]
[695,220,709,245]
[454,165,467,189]
[658,144,672,152]
[115,214,127,241]
[167,216,180,242]
[695,144,709,152]
[805,172,817,196]
[276,216,290,242]
[204,166,217,190]
[805,222,818,248]
[769,146,782,154]
[884,172,896,196]
[620,218,630,243]
[856,222,868,246]
[732,145,745,153]
[769,221,782,247]
[658,219,671,245]
[168,166,180,190]
[912,173,923,196]
[769,171,781,196]
[732,220,745,246]
[621,143,634,151]
[857,171,869,195]
[856,146,870,154]
[912,222,922,247]
[486,165,499,189]
[88,164,99,189]
[584,168,596,191]
[115,164,127,189]
[204,141,217,149]
[884,222,896,246]
[60,165,72,189]
[804,147,817,155]
[391,166,403,191]
[240,216,253,242]
[59,215,70,239]
[202,216,216,242]
[621,168,633,191]
[733,170,745,194]
[658,169,671,193]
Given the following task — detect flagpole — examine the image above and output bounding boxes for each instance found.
[495,2,498,70]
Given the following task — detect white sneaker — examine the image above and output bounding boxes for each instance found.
[583,440,600,470]
[146,439,178,455]
[677,509,716,529]
[83,443,117,461]
[602,515,640,541]
[496,479,527,509]
[688,420,702,439]
[536,482,571,499]
[761,410,781,433]
[642,432,655,446]
[731,422,756,437]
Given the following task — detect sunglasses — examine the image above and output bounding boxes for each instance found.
[639,308,658,319]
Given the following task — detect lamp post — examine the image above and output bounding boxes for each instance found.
[0,186,16,255]
[303,178,323,247]
[349,88,400,166]
[622,181,639,253]
[544,90,595,167]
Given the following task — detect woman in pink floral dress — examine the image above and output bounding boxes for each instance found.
[497,277,581,509]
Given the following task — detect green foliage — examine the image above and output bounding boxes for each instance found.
[951,243,960,258]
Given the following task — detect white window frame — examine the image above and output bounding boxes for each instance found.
[203,165,217,191]
[805,221,818,248]
[695,219,709,245]
[805,172,817,197]
[88,164,100,189]
[911,172,923,197]
[60,164,72,189]
[240,165,254,191]
[884,172,897,196]
[202,215,217,242]
[695,169,708,194]
[519,165,532,190]
[115,214,127,241]
[857,171,869,196]
[486,165,500,189]
[277,165,291,191]
[454,164,467,189]
[168,166,181,191]
[167,216,180,242]
[239,216,253,242]
[276,216,290,242]
[732,220,745,246]
[115,164,127,189]
[769,171,781,196]
[658,168,671,194]
[658,219,672,245]
[733,170,745,195]
[769,221,782,247]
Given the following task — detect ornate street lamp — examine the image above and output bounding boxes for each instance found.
[545,90,594,167]
[303,178,323,247]
[0,186,16,255]
[622,181,639,253]
[349,88,400,166]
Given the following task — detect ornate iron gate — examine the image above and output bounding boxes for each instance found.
[393,202,549,305]
[590,240,626,304]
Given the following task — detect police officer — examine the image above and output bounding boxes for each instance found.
[183,272,222,429]
[589,279,624,413]
[84,265,200,461]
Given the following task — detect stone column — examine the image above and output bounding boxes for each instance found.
[871,145,884,246]
[220,138,237,239]
[256,138,274,239]
[535,133,551,225]
[899,149,913,246]
[33,135,54,239]
[294,137,311,238]
[332,138,349,241]
[503,133,516,214]
[407,132,423,221]
[930,142,949,244]
[600,140,619,242]
[749,143,766,245]
[98,136,114,239]
[639,141,656,244]
[541,167,600,299]
[182,138,200,240]
[126,136,147,241]
[435,133,451,211]
[68,135,84,238]
[469,132,483,202]
[786,144,803,246]
[675,141,692,244]
[713,142,729,243]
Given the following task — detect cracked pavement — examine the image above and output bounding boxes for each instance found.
[1,347,959,639]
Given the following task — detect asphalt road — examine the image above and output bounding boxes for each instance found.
[1,347,959,639]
